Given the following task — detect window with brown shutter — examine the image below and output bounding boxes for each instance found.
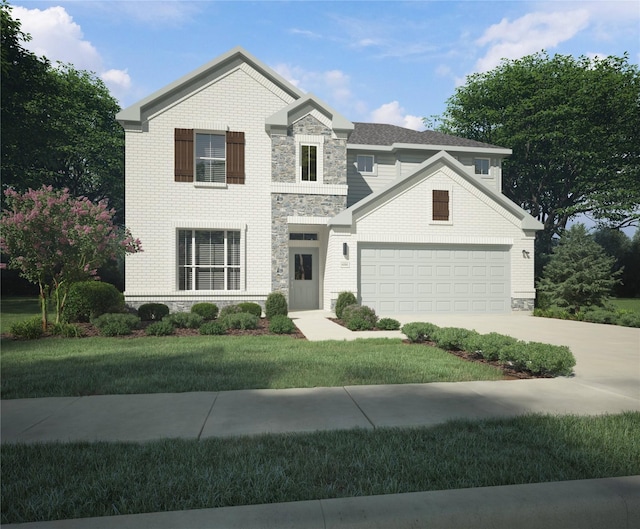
[432,190,449,221]
[226,131,245,184]
[175,129,194,182]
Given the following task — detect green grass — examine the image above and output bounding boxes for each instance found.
[611,297,640,313]
[3,412,638,524]
[0,336,503,399]
[1,297,41,333]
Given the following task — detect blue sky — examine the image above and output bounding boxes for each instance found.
[11,0,640,131]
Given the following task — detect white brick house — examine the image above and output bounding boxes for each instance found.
[117,47,542,314]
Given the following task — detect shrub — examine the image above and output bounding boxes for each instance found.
[335,291,357,320]
[199,321,227,335]
[191,302,219,321]
[617,311,640,328]
[138,303,170,322]
[431,327,480,351]
[581,307,618,325]
[9,317,43,340]
[269,315,296,334]
[401,322,439,343]
[145,321,175,336]
[265,292,288,319]
[218,304,243,320]
[163,312,203,329]
[238,302,262,318]
[520,342,576,376]
[91,313,140,336]
[533,307,573,320]
[222,312,259,330]
[63,281,124,322]
[50,322,85,338]
[342,304,378,331]
[470,332,520,361]
[377,317,401,330]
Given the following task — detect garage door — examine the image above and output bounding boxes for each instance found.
[359,244,511,314]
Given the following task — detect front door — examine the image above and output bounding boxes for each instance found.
[289,247,319,310]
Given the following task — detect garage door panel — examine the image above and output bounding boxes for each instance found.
[359,244,510,314]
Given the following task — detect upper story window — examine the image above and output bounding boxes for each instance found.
[196,133,225,183]
[356,154,376,175]
[432,190,450,221]
[301,144,317,182]
[474,158,490,175]
[174,129,245,184]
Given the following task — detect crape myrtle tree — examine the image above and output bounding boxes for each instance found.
[0,186,142,330]
[435,52,640,258]
[536,224,620,313]
[1,1,125,223]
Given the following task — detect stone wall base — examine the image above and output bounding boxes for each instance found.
[511,298,535,311]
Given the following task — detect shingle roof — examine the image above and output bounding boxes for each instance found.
[348,122,505,150]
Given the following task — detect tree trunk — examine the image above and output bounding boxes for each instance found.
[38,282,48,332]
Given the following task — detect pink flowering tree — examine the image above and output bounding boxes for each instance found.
[1,186,142,329]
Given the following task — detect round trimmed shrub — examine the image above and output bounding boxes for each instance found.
[269,315,296,334]
[10,317,44,340]
[342,304,377,331]
[138,303,170,322]
[377,317,400,330]
[63,281,124,322]
[163,312,203,329]
[218,304,243,320]
[91,313,140,336]
[469,332,520,361]
[431,327,480,351]
[199,321,227,335]
[222,312,259,330]
[265,292,288,319]
[401,322,439,343]
[191,302,219,320]
[335,291,357,320]
[145,321,175,336]
[238,302,262,318]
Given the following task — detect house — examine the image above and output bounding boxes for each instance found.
[116,47,543,315]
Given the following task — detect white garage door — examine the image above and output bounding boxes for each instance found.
[359,244,511,314]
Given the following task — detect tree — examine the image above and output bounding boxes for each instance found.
[536,224,620,313]
[0,186,142,329]
[593,228,630,297]
[1,2,125,223]
[436,52,640,253]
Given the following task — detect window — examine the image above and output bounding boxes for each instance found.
[432,190,449,221]
[196,133,225,183]
[178,229,240,290]
[356,155,375,174]
[174,129,245,184]
[294,254,313,280]
[301,144,317,182]
[474,158,490,175]
[289,233,318,241]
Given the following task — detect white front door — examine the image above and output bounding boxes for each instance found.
[289,247,319,310]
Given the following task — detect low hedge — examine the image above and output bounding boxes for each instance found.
[401,321,576,377]
[145,321,175,336]
[191,303,219,321]
[269,315,296,334]
[342,304,378,331]
[222,312,259,330]
[199,321,227,335]
[377,317,401,330]
[91,313,140,337]
[534,306,640,328]
[163,313,203,329]
[9,317,43,340]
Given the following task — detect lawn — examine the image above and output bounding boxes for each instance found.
[610,297,640,313]
[0,297,40,333]
[1,335,504,399]
[2,412,639,524]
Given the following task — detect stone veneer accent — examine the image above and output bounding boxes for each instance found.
[271,193,346,295]
[511,298,535,311]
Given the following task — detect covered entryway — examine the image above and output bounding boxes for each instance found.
[289,247,319,310]
[359,244,510,314]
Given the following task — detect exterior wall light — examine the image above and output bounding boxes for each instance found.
[343,242,348,257]
[522,250,530,258]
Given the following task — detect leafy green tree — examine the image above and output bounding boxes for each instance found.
[0,186,142,329]
[536,224,620,313]
[436,52,640,253]
[1,2,125,222]
[593,228,631,297]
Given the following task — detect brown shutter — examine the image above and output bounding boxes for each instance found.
[174,129,194,182]
[226,131,245,184]
[432,190,449,221]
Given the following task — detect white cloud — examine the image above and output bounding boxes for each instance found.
[475,10,590,72]
[272,63,355,105]
[370,101,424,131]
[13,6,102,71]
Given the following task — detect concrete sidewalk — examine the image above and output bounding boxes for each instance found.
[2,312,639,528]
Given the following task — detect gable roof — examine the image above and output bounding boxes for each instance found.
[330,150,542,231]
[265,94,354,135]
[117,46,305,126]
[348,122,511,154]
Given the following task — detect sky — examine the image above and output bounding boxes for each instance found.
[10,0,640,132]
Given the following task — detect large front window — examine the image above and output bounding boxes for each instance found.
[196,133,226,183]
[178,229,240,290]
